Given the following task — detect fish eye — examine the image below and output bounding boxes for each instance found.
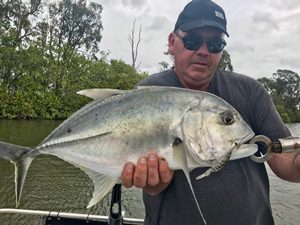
[220,111,235,125]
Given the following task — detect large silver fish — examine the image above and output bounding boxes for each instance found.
[0,86,257,223]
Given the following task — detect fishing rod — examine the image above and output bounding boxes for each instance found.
[109,183,123,225]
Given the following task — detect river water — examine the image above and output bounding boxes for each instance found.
[0,120,299,225]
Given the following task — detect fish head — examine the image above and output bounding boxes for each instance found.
[181,101,256,166]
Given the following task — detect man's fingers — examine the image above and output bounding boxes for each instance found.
[159,157,174,183]
[121,153,173,195]
[147,153,160,186]
[292,152,300,164]
[121,162,135,188]
[133,156,148,188]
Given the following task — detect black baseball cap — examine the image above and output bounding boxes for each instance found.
[174,0,229,36]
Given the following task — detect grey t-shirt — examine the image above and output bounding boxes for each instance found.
[138,69,291,225]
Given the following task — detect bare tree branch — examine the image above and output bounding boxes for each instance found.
[128,19,142,69]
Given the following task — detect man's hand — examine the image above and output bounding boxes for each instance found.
[121,152,174,195]
[268,152,300,182]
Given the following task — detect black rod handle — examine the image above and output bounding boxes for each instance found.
[108,183,122,225]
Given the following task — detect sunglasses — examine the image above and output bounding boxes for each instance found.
[174,31,226,53]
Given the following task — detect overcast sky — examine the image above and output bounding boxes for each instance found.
[94,0,300,79]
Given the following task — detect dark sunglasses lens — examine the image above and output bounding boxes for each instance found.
[182,33,226,53]
[207,39,226,53]
[182,35,202,50]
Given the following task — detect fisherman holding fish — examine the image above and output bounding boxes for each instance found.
[121,0,300,224]
[0,0,299,224]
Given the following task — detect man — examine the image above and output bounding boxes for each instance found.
[121,0,300,224]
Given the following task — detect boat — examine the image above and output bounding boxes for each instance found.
[0,208,144,225]
[0,184,144,225]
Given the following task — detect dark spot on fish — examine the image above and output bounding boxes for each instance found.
[67,128,72,133]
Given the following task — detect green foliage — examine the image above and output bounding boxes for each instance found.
[0,0,146,120]
[218,50,233,72]
[0,48,146,119]
[46,0,103,58]
[258,69,300,123]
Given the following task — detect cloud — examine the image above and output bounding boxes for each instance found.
[251,11,279,32]
[226,41,255,55]
[121,0,147,9]
[279,11,300,34]
[98,0,111,5]
[268,0,300,10]
[279,56,300,69]
[96,0,300,79]
[146,16,172,31]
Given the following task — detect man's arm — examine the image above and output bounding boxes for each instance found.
[121,152,174,195]
[250,82,300,182]
[267,152,300,182]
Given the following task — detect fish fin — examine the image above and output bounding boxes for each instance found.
[83,169,117,208]
[40,131,112,150]
[136,86,152,89]
[77,88,126,100]
[172,138,207,225]
[230,144,258,160]
[0,141,34,206]
[14,156,34,207]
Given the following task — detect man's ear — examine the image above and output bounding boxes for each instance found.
[168,32,176,55]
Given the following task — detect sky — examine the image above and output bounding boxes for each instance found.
[94,0,300,79]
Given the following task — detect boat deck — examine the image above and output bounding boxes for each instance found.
[0,208,144,225]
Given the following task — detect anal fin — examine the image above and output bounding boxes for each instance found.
[83,169,117,208]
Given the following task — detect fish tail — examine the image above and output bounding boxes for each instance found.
[0,141,34,207]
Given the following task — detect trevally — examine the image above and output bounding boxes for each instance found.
[0,86,257,224]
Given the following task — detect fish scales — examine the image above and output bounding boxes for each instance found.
[41,88,198,155]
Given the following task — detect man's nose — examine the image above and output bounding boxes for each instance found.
[194,42,209,56]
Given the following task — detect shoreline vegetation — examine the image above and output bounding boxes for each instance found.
[0,0,299,122]
[1,67,299,123]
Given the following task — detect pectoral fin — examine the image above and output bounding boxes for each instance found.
[173,138,207,225]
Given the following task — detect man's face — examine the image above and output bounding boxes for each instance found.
[168,27,224,90]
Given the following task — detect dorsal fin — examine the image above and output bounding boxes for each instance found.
[136,86,152,89]
[77,88,126,100]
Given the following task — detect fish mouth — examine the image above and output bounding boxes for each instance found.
[229,132,258,160]
[236,130,255,147]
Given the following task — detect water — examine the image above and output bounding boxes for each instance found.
[0,120,299,225]
[0,120,144,225]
